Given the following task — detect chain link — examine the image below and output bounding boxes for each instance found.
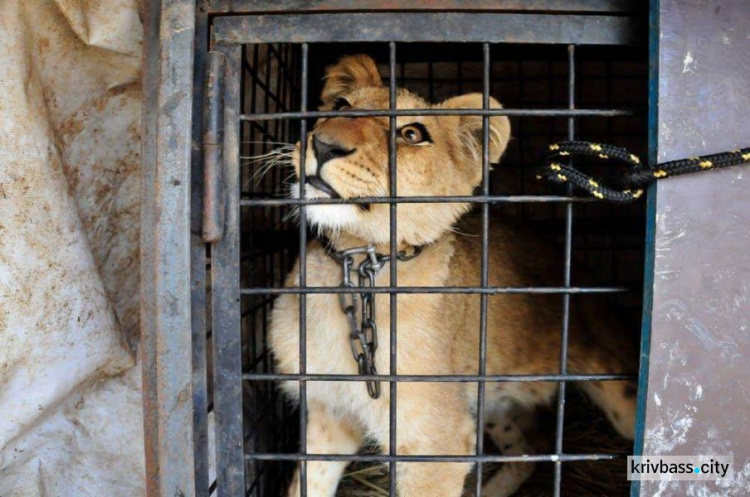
[324,240,423,399]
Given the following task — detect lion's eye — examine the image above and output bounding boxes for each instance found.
[399,123,431,145]
[333,97,352,111]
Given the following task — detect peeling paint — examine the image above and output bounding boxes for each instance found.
[682,51,696,73]
[644,1,750,495]
[647,413,694,453]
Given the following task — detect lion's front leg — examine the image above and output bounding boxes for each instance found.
[287,401,363,497]
[384,384,476,497]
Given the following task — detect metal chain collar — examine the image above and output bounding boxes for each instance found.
[322,240,423,399]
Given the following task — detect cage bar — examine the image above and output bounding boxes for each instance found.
[297,43,310,497]
[387,41,398,497]
[240,195,603,206]
[473,42,492,496]
[244,452,625,463]
[242,373,633,382]
[240,286,626,295]
[552,43,577,497]
[241,108,635,120]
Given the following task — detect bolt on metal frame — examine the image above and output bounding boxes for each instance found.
[207,12,645,497]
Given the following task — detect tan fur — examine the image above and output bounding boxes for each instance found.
[270,55,637,497]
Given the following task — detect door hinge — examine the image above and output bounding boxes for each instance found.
[202,51,226,243]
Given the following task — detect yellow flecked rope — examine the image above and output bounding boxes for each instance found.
[536,141,749,202]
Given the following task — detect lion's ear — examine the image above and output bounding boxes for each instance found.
[441,93,511,163]
[321,55,383,106]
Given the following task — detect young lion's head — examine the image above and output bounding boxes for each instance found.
[291,54,511,246]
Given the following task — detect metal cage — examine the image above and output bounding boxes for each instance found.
[199,8,650,496]
[142,4,653,497]
[140,2,750,497]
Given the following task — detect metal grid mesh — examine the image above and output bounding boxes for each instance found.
[239,43,303,497]
[231,41,647,497]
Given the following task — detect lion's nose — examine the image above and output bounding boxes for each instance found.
[312,135,355,169]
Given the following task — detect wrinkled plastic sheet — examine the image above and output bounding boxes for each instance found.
[0,1,145,494]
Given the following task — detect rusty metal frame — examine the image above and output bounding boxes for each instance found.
[191,1,212,494]
[141,0,198,496]
[208,0,643,15]
[210,43,246,497]
[212,12,643,46]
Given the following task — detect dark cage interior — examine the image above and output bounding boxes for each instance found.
[228,41,647,497]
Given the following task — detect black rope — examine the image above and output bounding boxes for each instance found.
[536,141,750,202]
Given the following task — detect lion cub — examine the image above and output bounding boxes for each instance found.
[269,55,637,497]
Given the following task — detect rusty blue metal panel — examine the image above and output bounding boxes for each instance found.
[638,0,750,495]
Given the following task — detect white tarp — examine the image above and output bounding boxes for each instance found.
[0,0,145,494]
